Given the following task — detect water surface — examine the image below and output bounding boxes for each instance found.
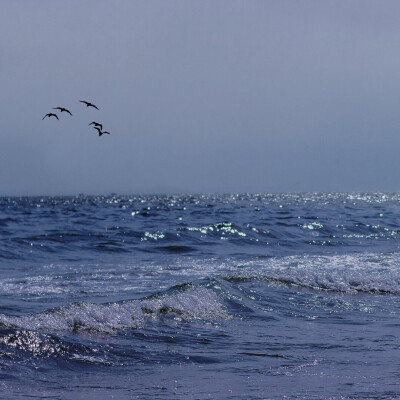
[1,193,400,399]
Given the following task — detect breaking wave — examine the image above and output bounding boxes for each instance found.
[0,286,227,333]
[225,253,400,294]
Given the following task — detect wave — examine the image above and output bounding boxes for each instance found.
[0,286,228,333]
[3,253,400,303]
[225,253,400,294]
[4,193,400,264]
[0,329,88,359]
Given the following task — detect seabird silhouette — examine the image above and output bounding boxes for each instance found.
[42,113,59,120]
[80,100,99,110]
[93,127,104,136]
[89,121,103,130]
[93,127,111,136]
[53,107,72,115]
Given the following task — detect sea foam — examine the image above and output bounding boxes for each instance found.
[0,286,227,332]
[227,253,400,294]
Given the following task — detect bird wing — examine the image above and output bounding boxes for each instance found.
[53,114,59,119]
[66,109,72,115]
[42,114,48,120]
[80,101,89,105]
[53,107,62,110]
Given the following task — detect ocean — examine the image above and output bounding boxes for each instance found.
[1,193,400,399]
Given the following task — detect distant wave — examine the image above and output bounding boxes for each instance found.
[2,192,400,264]
[223,253,400,294]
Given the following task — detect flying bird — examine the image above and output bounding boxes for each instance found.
[42,113,59,120]
[89,121,103,130]
[93,127,111,136]
[93,127,104,136]
[53,107,72,115]
[80,100,99,110]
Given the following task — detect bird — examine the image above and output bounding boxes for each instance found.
[80,100,99,110]
[93,127,111,136]
[42,113,59,120]
[89,121,103,130]
[53,107,72,115]
[93,127,104,136]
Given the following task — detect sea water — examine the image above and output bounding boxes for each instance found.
[1,193,400,399]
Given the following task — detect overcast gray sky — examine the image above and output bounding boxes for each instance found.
[2,0,400,195]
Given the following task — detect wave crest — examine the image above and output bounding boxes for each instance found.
[0,286,227,333]
[226,253,400,294]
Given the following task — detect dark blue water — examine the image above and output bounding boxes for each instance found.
[1,193,400,399]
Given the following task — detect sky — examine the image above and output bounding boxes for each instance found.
[2,0,400,195]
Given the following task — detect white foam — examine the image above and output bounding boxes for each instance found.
[0,287,228,333]
[232,253,400,294]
